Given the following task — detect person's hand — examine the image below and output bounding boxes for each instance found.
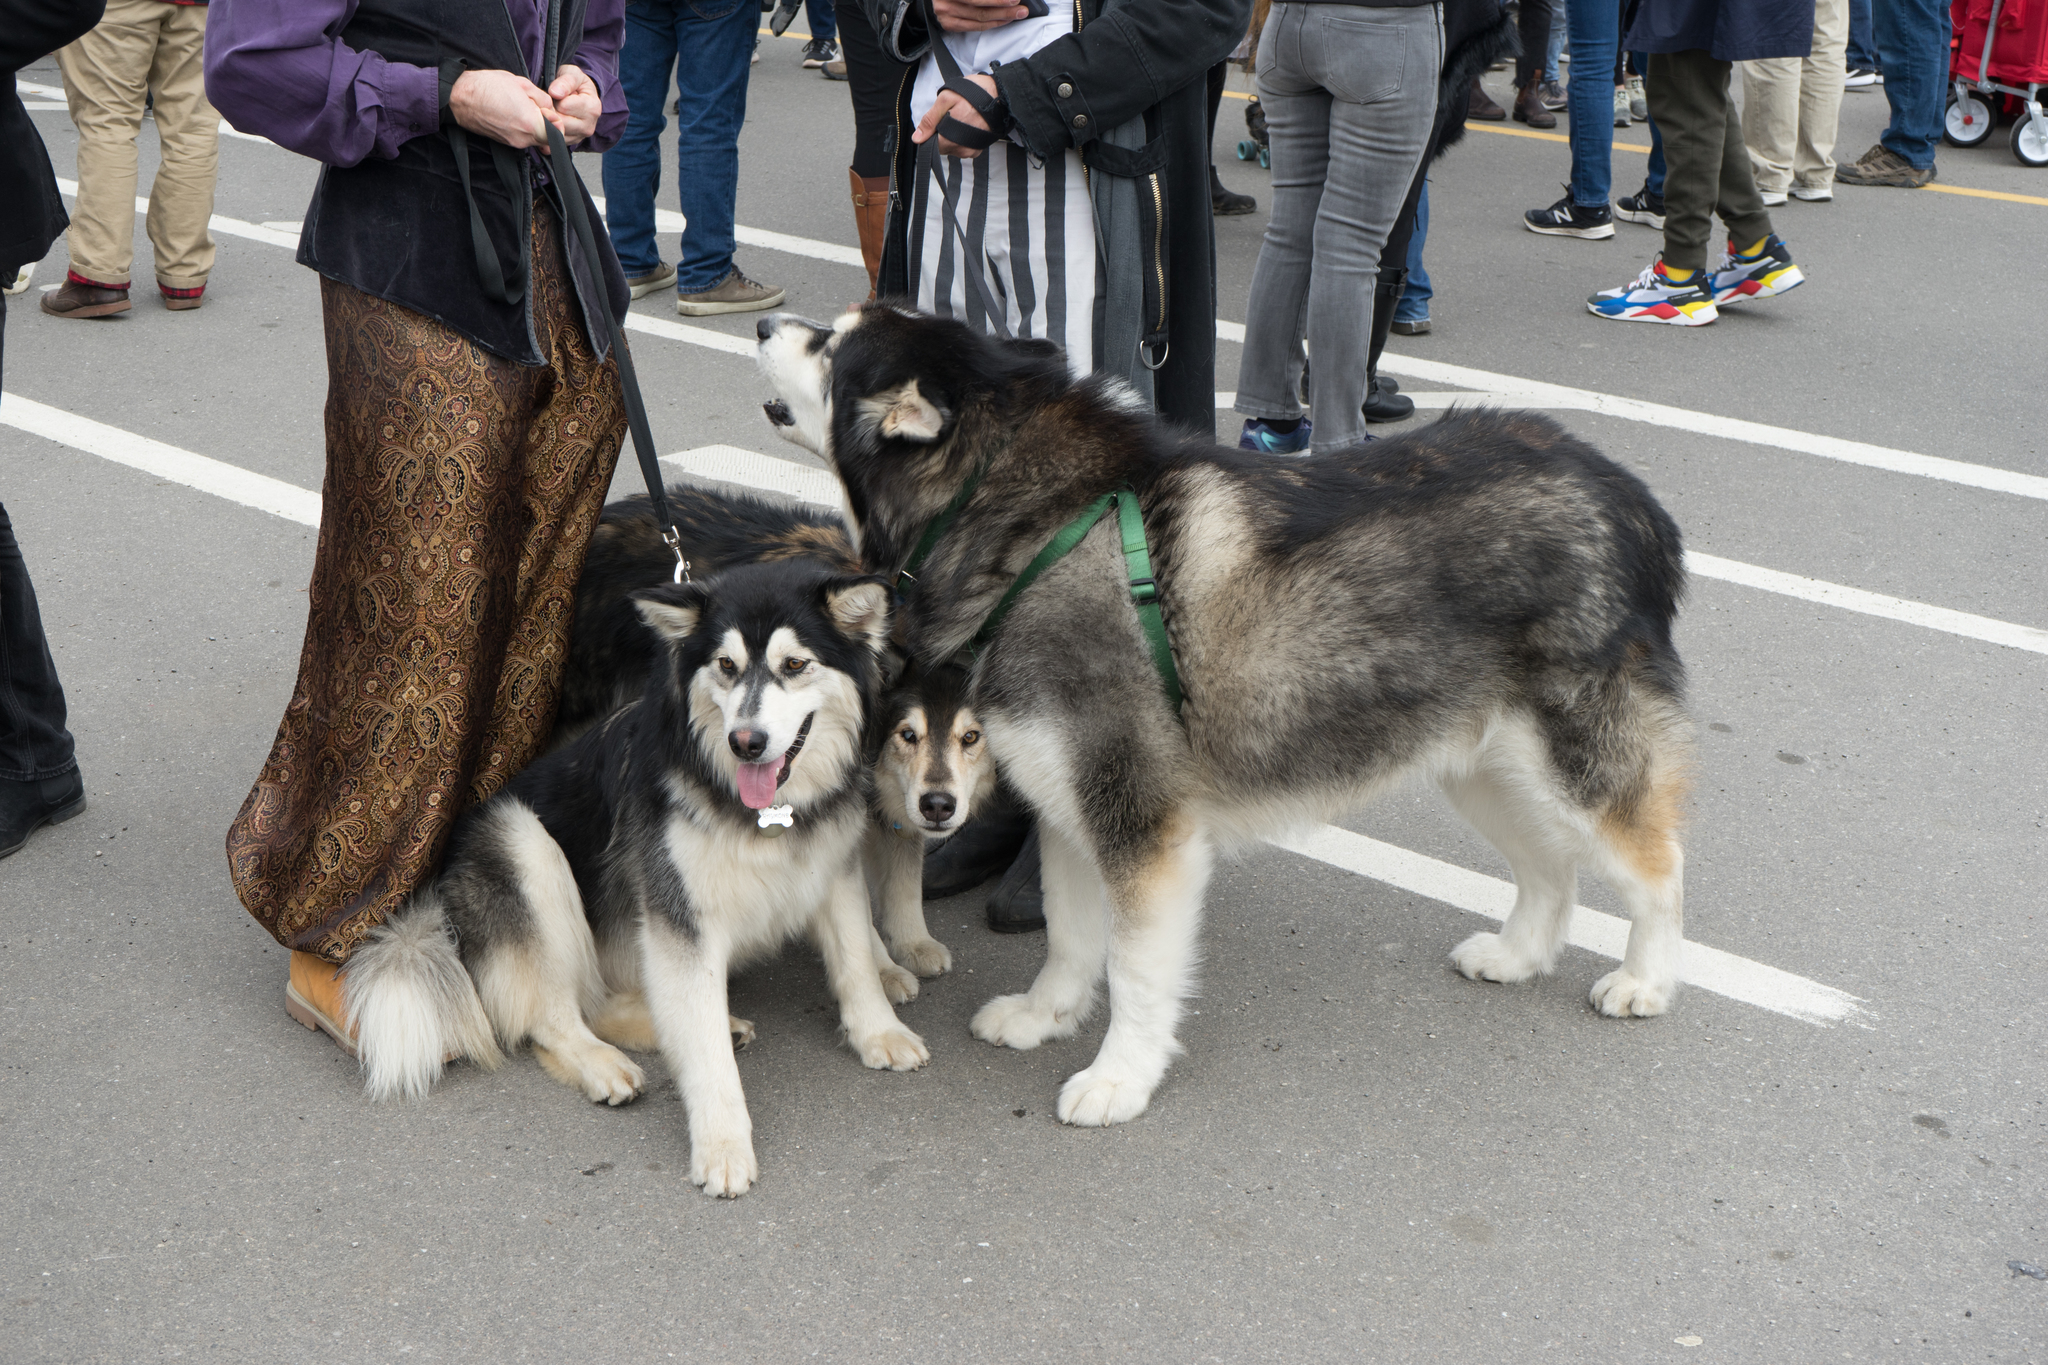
[911,72,1000,159]
[547,64,602,144]
[450,68,553,148]
[932,0,1030,31]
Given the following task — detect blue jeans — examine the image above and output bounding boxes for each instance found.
[1545,0,1567,82]
[1874,0,1946,168]
[1565,0,1616,206]
[1397,180,1430,322]
[602,0,757,291]
[805,0,836,42]
[1846,0,1878,70]
[1631,49,1666,198]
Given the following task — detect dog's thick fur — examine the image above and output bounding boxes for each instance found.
[344,560,928,1197]
[557,481,989,981]
[759,304,1693,1128]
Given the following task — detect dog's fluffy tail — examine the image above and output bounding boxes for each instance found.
[343,893,503,1101]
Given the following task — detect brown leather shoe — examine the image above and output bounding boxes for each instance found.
[159,282,206,311]
[1467,80,1507,121]
[40,277,131,318]
[1513,75,1558,129]
[285,950,358,1056]
[850,169,889,300]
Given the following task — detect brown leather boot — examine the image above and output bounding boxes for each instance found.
[1513,75,1557,129]
[284,950,358,1057]
[1467,79,1507,122]
[850,168,890,300]
[40,275,131,318]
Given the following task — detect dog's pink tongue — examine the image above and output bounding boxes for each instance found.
[736,761,781,810]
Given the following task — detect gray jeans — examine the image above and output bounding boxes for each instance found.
[1234,2,1441,452]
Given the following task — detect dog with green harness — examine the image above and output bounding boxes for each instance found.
[759,302,1696,1131]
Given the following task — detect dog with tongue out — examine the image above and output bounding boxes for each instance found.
[339,559,926,1200]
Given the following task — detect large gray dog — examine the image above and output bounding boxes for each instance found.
[758,304,1692,1128]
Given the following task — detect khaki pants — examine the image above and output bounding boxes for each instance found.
[1740,0,1850,194]
[57,0,219,290]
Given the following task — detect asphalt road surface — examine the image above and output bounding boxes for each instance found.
[4,37,2046,1365]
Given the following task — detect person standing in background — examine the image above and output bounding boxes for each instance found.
[1742,0,1848,204]
[1835,0,1942,186]
[832,4,910,294]
[1521,0,1620,239]
[1843,0,1881,85]
[1,0,104,857]
[41,0,219,318]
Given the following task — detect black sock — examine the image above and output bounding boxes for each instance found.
[1263,417,1302,434]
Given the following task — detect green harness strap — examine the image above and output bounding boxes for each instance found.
[894,462,986,600]
[965,485,1184,716]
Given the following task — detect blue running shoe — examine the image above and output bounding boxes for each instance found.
[1238,417,1312,453]
[1587,257,1718,326]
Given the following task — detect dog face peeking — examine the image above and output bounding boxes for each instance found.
[633,563,890,815]
[756,311,853,457]
[875,668,996,836]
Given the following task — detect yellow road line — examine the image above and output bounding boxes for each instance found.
[1923,181,2048,206]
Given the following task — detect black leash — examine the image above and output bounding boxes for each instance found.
[544,119,689,583]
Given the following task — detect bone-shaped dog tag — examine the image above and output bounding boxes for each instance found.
[757,804,795,836]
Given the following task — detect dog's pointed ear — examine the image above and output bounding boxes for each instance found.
[820,576,891,652]
[632,583,709,642]
[868,379,948,443]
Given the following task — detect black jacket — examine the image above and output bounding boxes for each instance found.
[865,0,1250,437]
[0,0,105,277]
[289,0,627,365]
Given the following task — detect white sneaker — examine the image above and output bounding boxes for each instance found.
[1613,85,1632,127]
[3,264,32,296]
[1789,182,1833,201]
[1759,189,1789,206]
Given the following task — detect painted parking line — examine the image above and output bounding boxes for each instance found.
[43,177,2048,505]
[0,406,1878,1031]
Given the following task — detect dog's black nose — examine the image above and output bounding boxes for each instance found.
[918,792,956,825]
[730,728,770,762]
[756,316,776,342]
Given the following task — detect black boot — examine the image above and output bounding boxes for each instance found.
[985,827,1045,933]
[922,783,1032,899]
[1210,165,1256,216]
[1363,270,1414,423]
[0,769,85,858]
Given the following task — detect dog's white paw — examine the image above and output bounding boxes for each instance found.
[1055,1065,1154,1127]
[691,1136,759,1198]
[533,1040,645,1106]
[1450,931,1546,985]
[1588,969,1674,1018]
[853,1025,929,1071]
[892,936,953,978]
[728,1015,757,1049]
[970,993,1081,1050]
[878,960,920,1005]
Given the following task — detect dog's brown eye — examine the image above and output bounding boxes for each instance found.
[783,657,808,674]
[899,728,919,745]
[960,730,980,747]
[717,657,736,676]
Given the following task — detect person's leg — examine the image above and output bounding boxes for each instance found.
[1566,0,1618,207]
[1234,4,1331,431]
[1515,0,1558,125]
[1711,73,1776,252]
[804,0,836,44]
[1396,180,1432,324]
[1741,57,1802,197]
[672,0,758,292]
[1208,59,1256,213]
[142,0,220,303]
[1646,50,1733,273]
[54,0,153,291]
[1545,1,1567,85]
[838,5,901,294]
[1845,0,1877,71]
[1871,0,1943,170]
[1794,0,1850,191]
[1643,64,1668,198]
[601,2,678,279]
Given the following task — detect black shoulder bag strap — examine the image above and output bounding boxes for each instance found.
[914,0,1019,339]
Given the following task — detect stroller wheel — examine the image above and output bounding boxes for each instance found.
[1258,146,1271,169]
[1236,139,1259,162]
[2014,109,2048,166]
[1943,90,1997,147]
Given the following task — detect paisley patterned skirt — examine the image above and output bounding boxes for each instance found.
[228,205,626,962]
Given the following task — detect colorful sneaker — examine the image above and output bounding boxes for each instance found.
[1612,184,1666,229]
[1587,258,1718,325]
[1627,74,1648,121]
[1524,192,1615,239]
[1708,235,1805,305]
[1238,417,1313,454]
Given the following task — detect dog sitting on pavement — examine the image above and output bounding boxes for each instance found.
[759,303,1694,1131]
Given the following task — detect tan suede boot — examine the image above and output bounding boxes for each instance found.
[284,950,358,1057]
[850,169,890,300]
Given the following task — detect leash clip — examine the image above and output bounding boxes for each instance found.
[661,525,691,584]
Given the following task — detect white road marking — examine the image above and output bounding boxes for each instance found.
[1269,825,1874,1028]
[19,80,273,143]
[1688,552,2048,655]
[0,394,321,526]
[1217,391,1528,411]
[588,193,871,269]
[0,406,1880,1032]
[54,178,300,249]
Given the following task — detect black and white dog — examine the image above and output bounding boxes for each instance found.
[759,304,1693,1130]
[344,560,926,1197]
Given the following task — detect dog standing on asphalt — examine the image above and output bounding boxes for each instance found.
[343,560,926,1197]
[759,304,1693,1129]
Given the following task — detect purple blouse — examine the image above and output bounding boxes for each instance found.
[203,0,628,166]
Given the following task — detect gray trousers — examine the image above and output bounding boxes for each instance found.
[1234,1,1441,453]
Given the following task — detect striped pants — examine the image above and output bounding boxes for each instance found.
[911,143,1096,375]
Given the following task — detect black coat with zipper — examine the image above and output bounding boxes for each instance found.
[863,0,1250,438]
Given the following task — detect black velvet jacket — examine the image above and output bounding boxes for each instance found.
[295,0,628,365]
[0,0,104,277]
